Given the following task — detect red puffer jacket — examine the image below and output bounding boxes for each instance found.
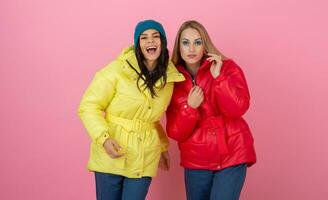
[166,59,256,170]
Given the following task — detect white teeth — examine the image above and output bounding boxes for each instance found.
[146,46,157,53]
[146,46,157,50]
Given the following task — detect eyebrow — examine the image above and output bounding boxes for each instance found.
[181,38,202,41]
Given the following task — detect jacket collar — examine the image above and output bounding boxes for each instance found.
[177,59,212,77]
[119,46,184,84]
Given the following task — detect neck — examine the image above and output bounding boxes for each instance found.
[186,63,200,77]
[145,60,157,71]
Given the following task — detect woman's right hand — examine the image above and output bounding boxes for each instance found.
[103,139,124,158]
[187,86,204,109]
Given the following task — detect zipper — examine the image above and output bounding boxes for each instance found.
[188,71,197,86]
[180,66,198,87]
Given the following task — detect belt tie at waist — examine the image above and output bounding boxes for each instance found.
[109,115,159,132]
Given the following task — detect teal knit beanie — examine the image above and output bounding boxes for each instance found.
[134,19,167,48]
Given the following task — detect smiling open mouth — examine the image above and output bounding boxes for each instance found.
[146,46,157,54]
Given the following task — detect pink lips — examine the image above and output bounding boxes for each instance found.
[187,54,197,59]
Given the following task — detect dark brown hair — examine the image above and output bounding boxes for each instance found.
[135,35,169,98]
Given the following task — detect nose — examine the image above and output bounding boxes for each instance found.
[147,36,154,43]
[189,44,195,52]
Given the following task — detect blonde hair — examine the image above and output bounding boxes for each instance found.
[172,20,227,66]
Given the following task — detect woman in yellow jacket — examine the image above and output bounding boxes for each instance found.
[78,19,184,200]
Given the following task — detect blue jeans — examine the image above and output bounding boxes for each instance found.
[184,164,247,200]
[95,172,152,200]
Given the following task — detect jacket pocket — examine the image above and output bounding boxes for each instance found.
[143,145,161,168]
[226,128,254,155]
[184,129,206,144]
[110,156,126,169]
[179,142,210,161]
[92,143,126,169]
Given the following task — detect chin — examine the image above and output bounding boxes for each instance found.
[186,60,200,65]
[146,54,160,61]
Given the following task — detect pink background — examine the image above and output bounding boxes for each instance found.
[1,0,328,199]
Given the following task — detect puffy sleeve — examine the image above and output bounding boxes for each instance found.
[213,60,250,118]
[78,66,117,146]
[166,97,199,142]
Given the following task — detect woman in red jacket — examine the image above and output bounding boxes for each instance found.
[166,20,256,200]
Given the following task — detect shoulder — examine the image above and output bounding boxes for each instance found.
[222,59,244,75]
[95,61,124,83]
[100,60,124,74]
[98,46,136,78]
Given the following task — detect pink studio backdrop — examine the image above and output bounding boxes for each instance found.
[1,0,328,199]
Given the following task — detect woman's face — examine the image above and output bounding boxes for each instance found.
[179,28,204,68]
[139,29,162,66]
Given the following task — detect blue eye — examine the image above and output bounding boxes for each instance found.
[182,41,189,46]
[195,40,202,46]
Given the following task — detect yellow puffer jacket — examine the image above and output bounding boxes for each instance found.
[78,46,185,178]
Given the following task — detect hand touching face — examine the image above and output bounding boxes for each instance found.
[207,53,223,78]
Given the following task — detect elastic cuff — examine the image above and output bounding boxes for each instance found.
[181,103,199,118]
[182,102,197,112]
[96,129,110,146]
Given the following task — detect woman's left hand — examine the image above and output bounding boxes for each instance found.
[158,151,170,171]
[207,53,223,78]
